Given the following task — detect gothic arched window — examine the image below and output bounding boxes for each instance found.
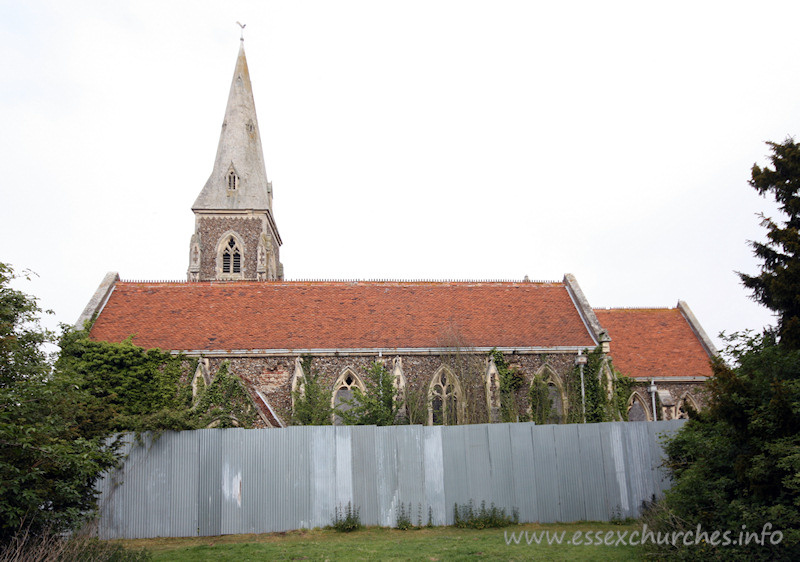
[532,365,566,424]
[332,368,365,425]
[676,394,699,419]
[428,366,463,426]
[227,170,238,190]
[222,237,241,274]
[627,392,651,422]
[547,383,564,424]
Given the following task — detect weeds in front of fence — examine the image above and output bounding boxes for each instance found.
[329,502,362,533]
[453,500,519,529]
[395,503,414,530]
[330,499,518,532]
[394,503,436,530]
[0,526,151,562]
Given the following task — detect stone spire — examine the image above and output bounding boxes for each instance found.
[192,43,273,212]
[188,42,283,282]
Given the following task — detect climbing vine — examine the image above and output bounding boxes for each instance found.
[489,349,526,422]
[56,328,259,435]
[563,346,634,423]
[612,374,636,421]
[529,372,552,425]
[193,361,257,428]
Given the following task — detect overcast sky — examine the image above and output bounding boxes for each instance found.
[2,0,798,350]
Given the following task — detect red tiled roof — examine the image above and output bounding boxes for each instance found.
[89,281,597,351]
[594,308,713,379]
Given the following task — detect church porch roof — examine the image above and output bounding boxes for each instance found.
[594,306,715,380]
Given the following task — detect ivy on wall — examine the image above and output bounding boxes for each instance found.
[489,348,526,423]
[495,346,634,426]
[193,361,257,428]
[529,373,552,425]
[564,346,634,424]
[57,328,259,434]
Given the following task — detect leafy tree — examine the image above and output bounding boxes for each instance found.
[291,356,333,425]
[740,137,800,349]
[0,264,119,541]
[338,361,403,426]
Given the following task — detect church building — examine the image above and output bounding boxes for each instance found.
[77,42,715,428]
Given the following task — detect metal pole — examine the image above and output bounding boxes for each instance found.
[649,380,658,421]
[580,363,586,423]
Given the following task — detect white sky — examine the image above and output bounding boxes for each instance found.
[2,0,798,349]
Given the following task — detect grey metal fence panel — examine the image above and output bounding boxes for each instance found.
[309,425,336,529]
[486,424,514,513]
[441,425,469,524]
[598,422,624,519]
[578,423,609,522]
[464,424,492,506]
[95,420,685,538]
[96,436,134,539]
[334,426,354,513]
[396,425,426,518]
[198,430,222,536]
[350,425,379,525]
[554,424,586,522]
[423,426,446,525]
[169,431,199,537]
[624,422,654,518]
[531,424,561,523]
[374,425,398,526]
[509,422,538,523]
[219,429,244,536]
[239,428,260,535]
[288,426,313,530]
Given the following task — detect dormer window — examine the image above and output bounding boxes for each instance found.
[227,170,238,191]
[222,237,241,274]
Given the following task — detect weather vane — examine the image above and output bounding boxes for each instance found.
[236,21,246,42]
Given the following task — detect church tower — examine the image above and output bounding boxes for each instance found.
[188,41,283,281]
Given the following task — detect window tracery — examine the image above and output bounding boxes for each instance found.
[332,368,365,425]
[428,366,463,425]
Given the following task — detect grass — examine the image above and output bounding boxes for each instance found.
[116,522,643,561]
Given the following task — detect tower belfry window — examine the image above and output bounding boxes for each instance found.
[222,237,241,274]
[227,170,238,191]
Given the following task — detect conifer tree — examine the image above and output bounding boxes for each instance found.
[740,137,800,349]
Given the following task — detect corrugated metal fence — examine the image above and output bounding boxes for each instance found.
[95,420,684,539]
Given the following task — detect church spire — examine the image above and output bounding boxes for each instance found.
[188,41,283,282]
[192,42,273,212]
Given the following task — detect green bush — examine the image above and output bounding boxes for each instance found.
[643,332,800,560]
[337,361,404,426]
[290,356,333,426]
